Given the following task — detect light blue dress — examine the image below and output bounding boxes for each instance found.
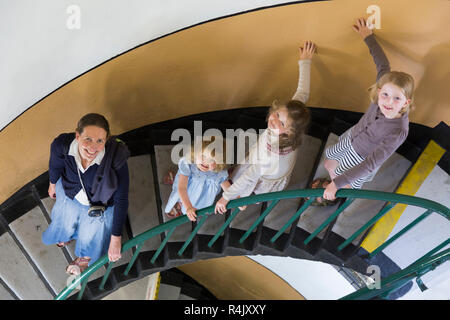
[164,157,228,214]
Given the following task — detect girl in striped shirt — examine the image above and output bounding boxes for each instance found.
[318,18,415,204]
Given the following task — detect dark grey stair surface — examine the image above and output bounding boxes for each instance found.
[159,268,217,300]
[0,107,447,300]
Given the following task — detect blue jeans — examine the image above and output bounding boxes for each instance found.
[42,179,114,266]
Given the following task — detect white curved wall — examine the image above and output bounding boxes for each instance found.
[0,0,300,130]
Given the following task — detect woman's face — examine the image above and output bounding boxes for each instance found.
[268,106,290,135]
[76,125,108,163]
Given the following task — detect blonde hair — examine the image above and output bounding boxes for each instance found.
[368,71,415,114]
[267,99,311,150]
[189,139,228,172]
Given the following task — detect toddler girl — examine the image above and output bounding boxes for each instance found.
[165,140,230,221]
[320,18,414,203]
[215,41,316,213]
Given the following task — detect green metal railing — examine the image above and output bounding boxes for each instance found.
[340,239,450,300]
[55,188,450,300]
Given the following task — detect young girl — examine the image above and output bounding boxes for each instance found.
[165,140,230,221]
[215,41,316,214]
[320,18,414,203]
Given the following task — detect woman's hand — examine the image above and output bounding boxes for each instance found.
[108,235,122,262]
[215,197,229,214]
[299,41,316,60]
[323,181,338,201]
[48,183,56,199]
[352,17,373,39]
[186,207,197,222]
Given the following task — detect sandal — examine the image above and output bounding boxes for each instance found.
[166,202,183,218]
[162,167,178,185]
[308,178,339,206]
[56,240,73,248]
[66,257,91,276]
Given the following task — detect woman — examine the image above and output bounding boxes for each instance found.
[42,113,130,275]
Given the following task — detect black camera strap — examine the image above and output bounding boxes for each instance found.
[77,167,105,217]
[77,167,92,206]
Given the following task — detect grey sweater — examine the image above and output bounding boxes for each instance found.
[333,34,409,189]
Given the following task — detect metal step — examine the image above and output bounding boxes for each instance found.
[127,154,162,251]
[0,232,53,299]
[9,205,69,294]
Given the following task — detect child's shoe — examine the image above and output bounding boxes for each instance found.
[308,178,339,206]
[162,166,177,185]
[166,202,183,218]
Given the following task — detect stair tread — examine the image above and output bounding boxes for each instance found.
[9,205,69,294]
[127,154,162,251]
[158,283,181,300]
[0,233,53,299]
[0,282,16,300]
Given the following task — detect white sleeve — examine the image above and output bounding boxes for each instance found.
[291,59,311,103]
[222,164,262,201]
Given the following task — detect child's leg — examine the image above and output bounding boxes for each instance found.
[166,202,183,218]
[162,164,179,185]
[324,159,339,180]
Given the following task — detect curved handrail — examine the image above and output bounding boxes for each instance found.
[55,188,450,300]
[340,244,450,300]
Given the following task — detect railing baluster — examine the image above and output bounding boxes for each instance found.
[271,198,315,243]
[77,278,88,300]
[239,200,279,244]
[338,202,396,251]
[208,208,240,248]
[178,215,208,256]
[124,243,144,276]
[410,239,450,265]
[304,198,354,245]
[369,209,434,258]
[99,262,114,291]
[151,227,176,264]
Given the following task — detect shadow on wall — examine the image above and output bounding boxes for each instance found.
[310,46,369,109]
[413,42,450,125]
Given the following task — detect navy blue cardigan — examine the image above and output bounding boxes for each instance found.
[49,133,130,236]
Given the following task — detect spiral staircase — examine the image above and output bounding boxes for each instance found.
[0,106,448,300]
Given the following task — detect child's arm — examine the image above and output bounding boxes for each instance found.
[215,164,262,214]
[292,41,316,103]
[177,174,197,221]
[353,17,390,81]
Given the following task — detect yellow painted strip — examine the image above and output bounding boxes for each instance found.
[154,272,161,300]
[361,140,445,253]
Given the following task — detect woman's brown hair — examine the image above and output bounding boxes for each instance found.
[76,113,110,138]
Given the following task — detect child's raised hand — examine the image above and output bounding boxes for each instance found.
[352,17,373,39]
[186,207,197,221]
[299,41,316,60]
